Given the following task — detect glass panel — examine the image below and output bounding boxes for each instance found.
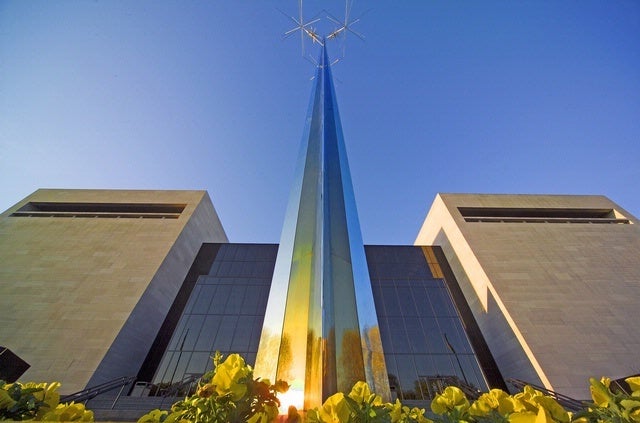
[230,261,244,277]
[184,285,201,314]
[411,284,435,317]
[404,318,427,354]
[220,244,235,260]
[186,352,210,376]
[231,316,254,351]
[208,261,220,276]
[168,319,187,350]
[381,286,400,316]
[172,351,192,383]
[384,356,400,401]
[159,352,180,384]
[371,285,384,310]
[195,315,221,351]
[460,354,487,390]
[397,286,418,317]
[432,354,456,378]
[210,285,231,313]
[439,287,458,316]
[422,317,448,354]
[438,318,459,353]
[192,285,216,314]
[249,317,264,351]
[255,261,273,277]
[396,356,419,400]
[213,316,238,351]
[439,317,471,354]
[245,352,257,367]
[182,315,205,350]
[427,286,448,316]
[155,351,174,384]
[413,354,435,379]
[225,285,246,314]
[233,246,246,261]
[377,318,394,354]
[218,261,232,276]
[387,317,410,353]
[241,285,262,314]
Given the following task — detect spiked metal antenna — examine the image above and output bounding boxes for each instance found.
[279,0,323,59]
[326,0,366,41]
[279,0,366,65]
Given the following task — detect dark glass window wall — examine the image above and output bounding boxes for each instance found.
[146,244,501,398]
[151,244,277,385]
[365,245,489,401]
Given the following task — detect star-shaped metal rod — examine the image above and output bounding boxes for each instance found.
[280,0,366,65]
[326,0,365,41]
[280,0,324,58]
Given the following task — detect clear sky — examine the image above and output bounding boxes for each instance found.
[1,1,638,244]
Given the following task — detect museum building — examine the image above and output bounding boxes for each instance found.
[1,44,639,414]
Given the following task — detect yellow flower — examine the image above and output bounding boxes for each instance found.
[318,392,350,423]
[508,411,537,423]
[589,377,613,408]
[136,409,168,423]
[430,386,469,415]
[40,402,94,421]
[348,381,382,406]
[627,377,640,396]
[533,396,570,423]
[386,399,403,422]
[211,353,251,401]
[470,389,516,416]
[403,406,432,423]
[509,407,552,423]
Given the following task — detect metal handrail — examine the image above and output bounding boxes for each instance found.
[507,378,586,412]
[159,374,201,398]
[60,376,136,404]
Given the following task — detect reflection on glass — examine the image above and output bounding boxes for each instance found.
[151,244,278,386]
[365,245,490,402]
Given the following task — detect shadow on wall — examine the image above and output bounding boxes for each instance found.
[433,228,544,392]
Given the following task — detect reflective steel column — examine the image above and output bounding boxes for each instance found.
[254,44,390,410]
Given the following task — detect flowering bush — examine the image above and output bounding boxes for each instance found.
[308,375,640,423]
[0,380,93,421]
[428,375,640,423]
[434,385,571,423]
[137,352,288,423]
[573,376,640,423]
[307,381,430,423]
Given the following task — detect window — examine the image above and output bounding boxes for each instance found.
[11,202,185,219]
[458,207,630,224]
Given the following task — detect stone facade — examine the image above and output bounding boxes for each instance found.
[415,193,640,399]
[0,189,227,393]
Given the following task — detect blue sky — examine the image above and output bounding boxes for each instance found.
[1,1,638,244]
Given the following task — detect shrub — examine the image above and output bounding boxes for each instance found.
[0,380,93,421]
[137,352,288,423]
[573,376,640,423]
[307,381,430,422]
[308,375,640,423]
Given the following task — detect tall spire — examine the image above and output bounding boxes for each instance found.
[254,44,390,410]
